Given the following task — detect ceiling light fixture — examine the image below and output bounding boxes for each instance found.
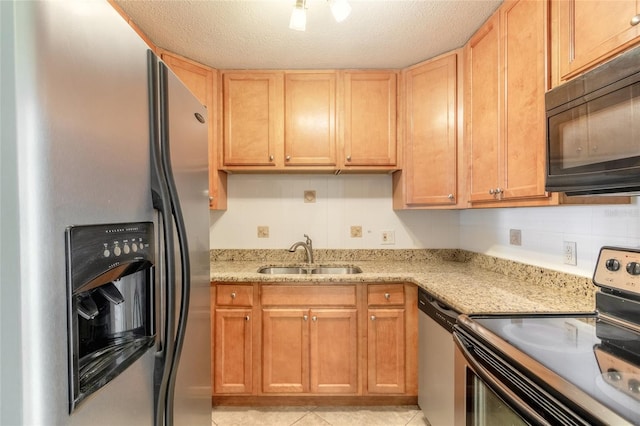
[328,0,352,23]
[289,0,307,31]
[289,0,352,31]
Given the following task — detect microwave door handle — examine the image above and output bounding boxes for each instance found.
[453,333,552,426]
[148,50,176,426]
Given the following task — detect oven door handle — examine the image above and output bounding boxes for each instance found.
[453,332,552,426]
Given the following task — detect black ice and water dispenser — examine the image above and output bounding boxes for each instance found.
[65,222,155,411]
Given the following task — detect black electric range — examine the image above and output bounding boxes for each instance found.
[454,247,640,425]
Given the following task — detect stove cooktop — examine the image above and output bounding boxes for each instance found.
[472,314,640,425]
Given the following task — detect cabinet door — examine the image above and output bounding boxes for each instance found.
[284,72,336,166]
[559,0,640,80]
[343,72,397,167]
[214,309,253,394]
[404,54,458,206]
[223,72,283,167]
[367,308,405,394]
[309,309,358,394]
[467,14,501,203]
[262,308,309,393]
[501,0,547,200]
[160,51,227,210]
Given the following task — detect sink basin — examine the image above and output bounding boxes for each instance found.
[310,266,363,274]
[257,265,363,275]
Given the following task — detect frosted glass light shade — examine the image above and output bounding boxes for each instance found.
[289,7,306,31]
[329,0,351,22]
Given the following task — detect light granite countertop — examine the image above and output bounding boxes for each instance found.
[210,249,597,315]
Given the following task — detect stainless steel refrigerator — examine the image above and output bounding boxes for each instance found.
[1,1,211,424]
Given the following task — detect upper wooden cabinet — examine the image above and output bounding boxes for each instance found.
[553,0,640,84]
[393,51,462,209]
[284,72,337,167]
[222,71,284,168]
[466,0,548,206]
[159,50,227,210]
[341,71,398,169]
[220,70,398,173]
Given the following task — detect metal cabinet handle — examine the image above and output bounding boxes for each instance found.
[489,189,495,195]
[346,155,351,162]
[245,315,250,321]
[631,14,640,26]
[286,155,291,161]
[496,188,503,194]
[230,292,236,299]
[384,293,390,300]
[448,194,454,200]
[303,315,308,321]
[370,315,376,321]
[312,316,317,322]
[269,155,274,162]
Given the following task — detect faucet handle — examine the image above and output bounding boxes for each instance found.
[303,234,312,247]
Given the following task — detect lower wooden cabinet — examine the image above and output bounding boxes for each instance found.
[214,308,253,394]
[211,282,417,401]
[367,308,406,394]
[212,284,257,395]
[262,308,358,394]
[366,283,417,395]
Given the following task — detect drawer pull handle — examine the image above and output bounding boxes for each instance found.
[230,292,236,299]
[312,316,317,322]
[384,293,390,300]
[269,155,274,162]
[370,315,376,321]
[631,14,640,26]
[303,315,308,321]
[245,315,250,321]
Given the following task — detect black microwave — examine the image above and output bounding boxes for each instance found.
[545,46,640,196]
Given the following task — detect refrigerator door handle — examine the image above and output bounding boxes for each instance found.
[148,50,176,426]
[158,62,193,426]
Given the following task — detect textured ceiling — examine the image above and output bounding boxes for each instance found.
[114,0,503,70]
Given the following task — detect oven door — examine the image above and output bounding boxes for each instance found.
[453,329,594,426]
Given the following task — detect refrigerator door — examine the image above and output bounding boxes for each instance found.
[2,1,155,425]
[159,63,212,425]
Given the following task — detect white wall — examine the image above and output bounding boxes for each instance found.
[459,200,640,277]
[210,174,640,278]
[209,174,460,250]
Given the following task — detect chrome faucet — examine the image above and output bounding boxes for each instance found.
[288,234,314,264]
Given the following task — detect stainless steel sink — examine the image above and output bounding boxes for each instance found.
[257,265,362,275]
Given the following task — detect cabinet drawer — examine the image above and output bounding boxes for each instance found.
[368,284,405,306]
[261,285,356,306]
[216,285,254,306]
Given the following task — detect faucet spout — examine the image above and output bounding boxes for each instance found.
[288,234,314,263]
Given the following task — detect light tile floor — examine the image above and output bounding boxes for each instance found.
[211,406,431,426]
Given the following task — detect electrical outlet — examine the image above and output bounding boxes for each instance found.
[350,226,362,238]
[509,229,522,246]
[257,226,269,238]
[563,241,577,265]
[381,230,395,245]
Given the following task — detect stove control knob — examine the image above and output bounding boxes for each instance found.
[607,368,622,382]
[605,259,621,271]
[629,378,640,394]
[626,262,640,276]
